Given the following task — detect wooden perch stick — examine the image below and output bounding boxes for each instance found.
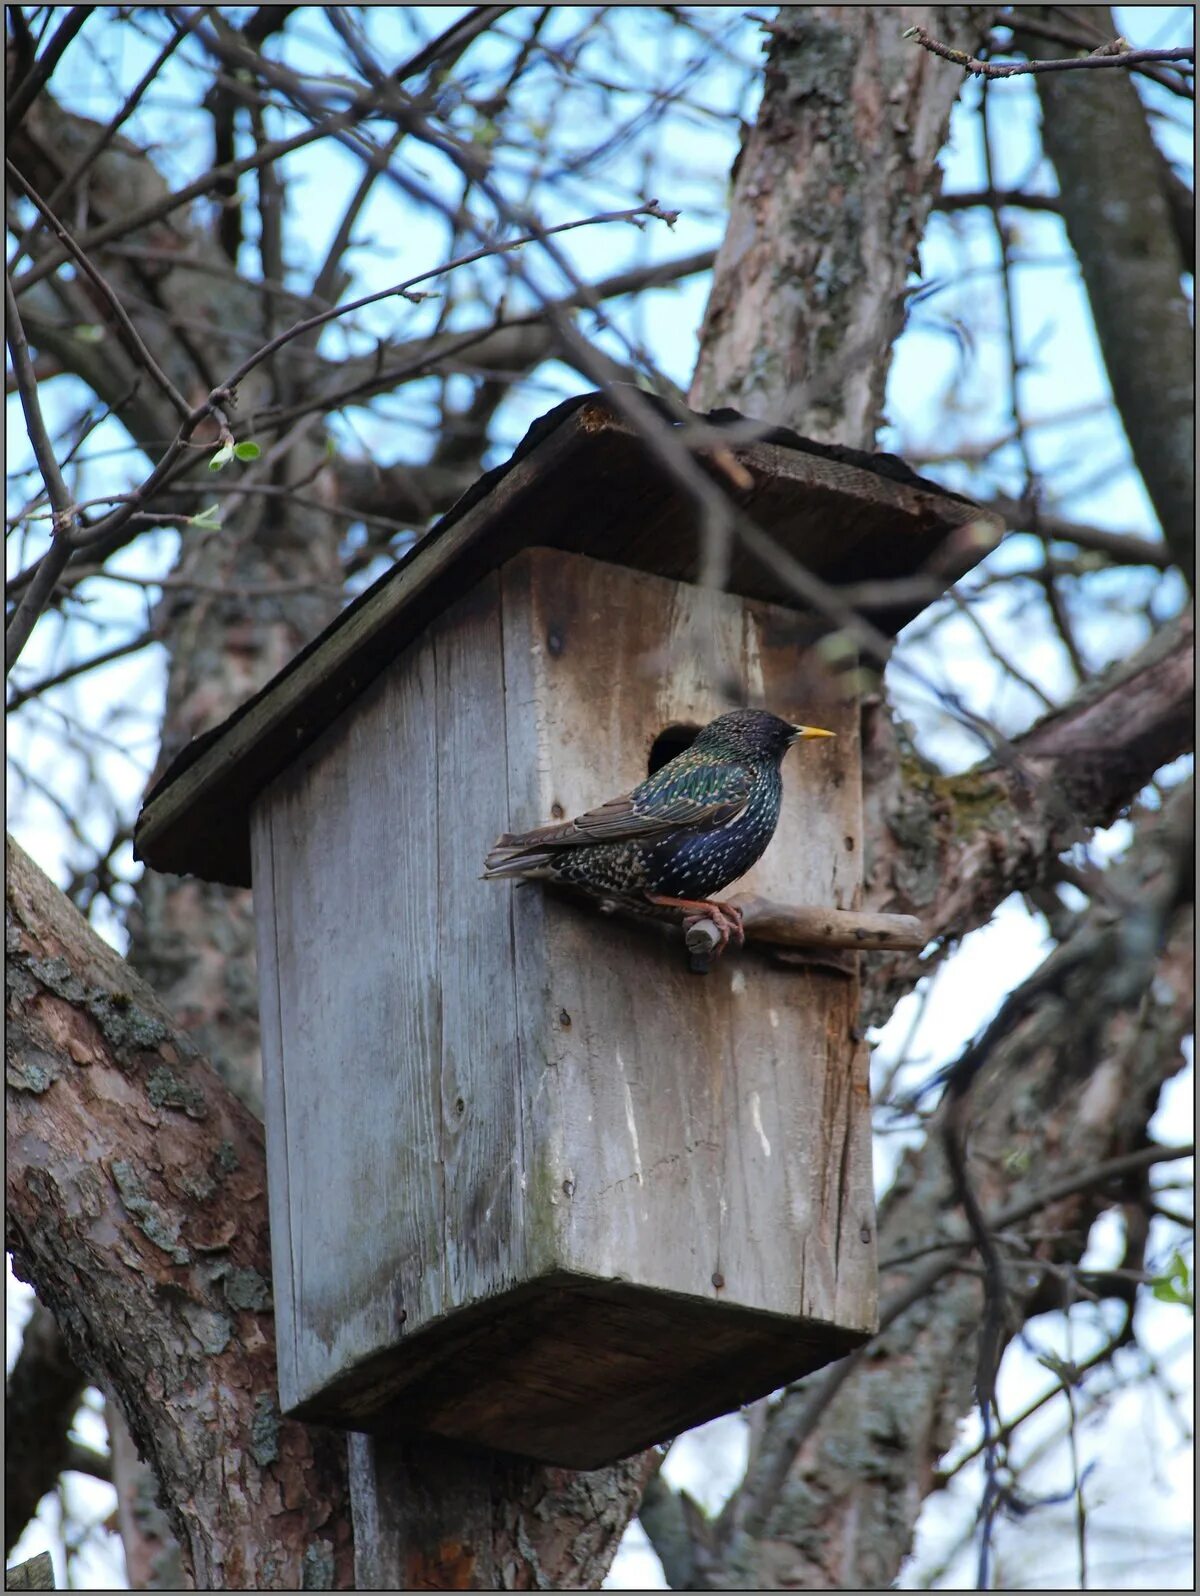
[685,896,927,960]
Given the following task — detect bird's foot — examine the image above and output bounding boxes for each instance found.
[645,893,745,956]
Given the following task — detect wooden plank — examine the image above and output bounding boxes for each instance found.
[134,395,1003,888]
[6,1553,55,1590]
[733,599,876,1328]
[432,575,526,1307]
[500,549,876,1335]
[501,550,736,1302]
[258,631,445,1410]
[248,801,300,1409]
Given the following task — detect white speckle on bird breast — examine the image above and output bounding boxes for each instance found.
[750,1091,771,1158]
[730,969,746,995]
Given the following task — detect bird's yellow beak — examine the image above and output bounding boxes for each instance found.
[790,725,836,742]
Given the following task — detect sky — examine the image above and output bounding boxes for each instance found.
[5,6,1193,1589]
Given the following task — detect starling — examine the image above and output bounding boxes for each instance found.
[483,709,834,955]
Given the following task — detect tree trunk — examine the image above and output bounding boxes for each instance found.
[689,4,993,445]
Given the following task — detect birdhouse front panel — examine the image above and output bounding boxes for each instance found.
[251,544,876,1467]
[498,549,874,1328]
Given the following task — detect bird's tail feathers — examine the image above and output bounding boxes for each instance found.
[482,841,557,879]
[483,816,584,879]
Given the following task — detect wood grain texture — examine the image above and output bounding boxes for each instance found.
[252,630,447,1412]
[253,548,876,1466]
[500,549,876,1332]
[434,575,525,1309]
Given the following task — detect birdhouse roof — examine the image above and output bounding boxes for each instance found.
[133,389,1002,887]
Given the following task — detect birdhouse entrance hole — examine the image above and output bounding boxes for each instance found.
[648,722,701,775]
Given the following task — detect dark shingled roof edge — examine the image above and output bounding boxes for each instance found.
[137,388,975,814]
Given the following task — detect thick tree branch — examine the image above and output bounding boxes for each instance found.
[706,781,1193,1589]
[861,610,1194,1022]
[5,839,355,1590]
[984,496,1174,569]
[689,5,995,444]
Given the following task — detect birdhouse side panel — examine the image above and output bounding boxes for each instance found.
[497,548,876,1335]
[252,631,446,1410]
[251,577,529,1413]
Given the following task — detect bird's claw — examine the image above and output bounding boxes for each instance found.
[682,902,743,956]
[644,892,744,964]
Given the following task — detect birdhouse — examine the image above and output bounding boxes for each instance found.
[134,390,1001,1470]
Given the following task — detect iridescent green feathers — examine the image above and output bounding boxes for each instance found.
[483,746,751,878]
[483,709,834,904]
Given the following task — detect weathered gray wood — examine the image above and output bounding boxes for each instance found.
[251,631,445,1414]
[252,546,877,1467]
[500,549,876,1334]
[434,575,526,1307]
[5,1552,55,1590]
[249,800,299,1409]
[135,393,1004,887]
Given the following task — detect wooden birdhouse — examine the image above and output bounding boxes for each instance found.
[134,390,1001,1470]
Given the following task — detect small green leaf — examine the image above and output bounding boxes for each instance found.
[233,440,261,461]
[209,442,234,471]
[73,324,106,344]
[189,504,223,530]
[1151,1251,1193,1311]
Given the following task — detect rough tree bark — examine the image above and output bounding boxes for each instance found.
[5,840,354,1590]
[689,4,994,445]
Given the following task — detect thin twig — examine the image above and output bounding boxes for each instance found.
[7,630,162,711]
[6,160,192,421]
[903,26,1193,81]
[5,275,80,672]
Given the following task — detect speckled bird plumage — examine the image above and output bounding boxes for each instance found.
[483,710,834,921]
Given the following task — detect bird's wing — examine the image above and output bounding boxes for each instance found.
[483,761,751,874]
[567,759,752,846]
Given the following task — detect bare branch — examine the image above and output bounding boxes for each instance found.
[903,25,1193,80]
[4,274,79,672]
[6,159,192,421]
